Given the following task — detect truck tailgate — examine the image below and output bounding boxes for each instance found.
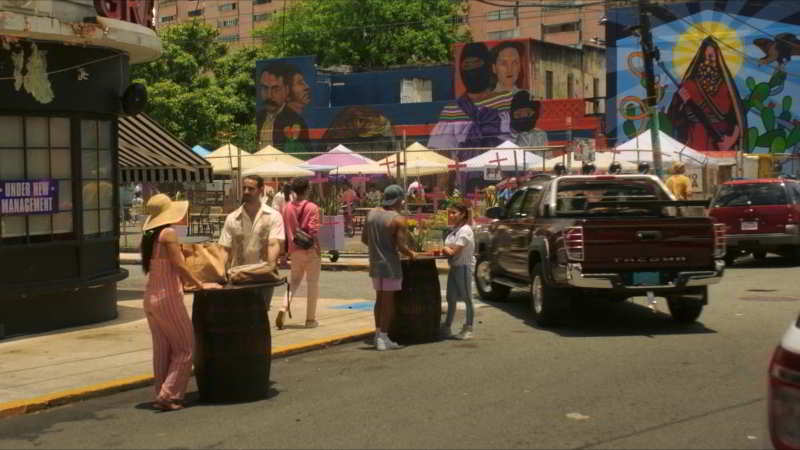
[580,218,715,270]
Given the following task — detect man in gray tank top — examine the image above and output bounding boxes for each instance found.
[361,184,417,351]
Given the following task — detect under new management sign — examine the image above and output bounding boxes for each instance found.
[0,180,58,215]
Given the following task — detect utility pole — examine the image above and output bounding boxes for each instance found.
[638,0,664,178]
[514,1,520,37]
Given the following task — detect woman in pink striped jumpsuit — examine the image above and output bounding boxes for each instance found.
[141,194,219,411]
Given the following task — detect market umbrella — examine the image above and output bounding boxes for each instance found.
[243,161,314,179]
[336,162,390,175]
[204,143,245,176]
[253,145,306,166]
[192,145,210,157]
[305,144,375,167]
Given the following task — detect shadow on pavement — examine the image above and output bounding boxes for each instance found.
[133,382,280,412]
[728,255,799,270]
[483,290,717,338]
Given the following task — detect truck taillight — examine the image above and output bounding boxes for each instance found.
[713,222,726,258]
[769,346,800,450]
[565,226,584,261]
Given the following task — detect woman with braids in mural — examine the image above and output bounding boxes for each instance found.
[428,42,512,159]
[666,37,747,151]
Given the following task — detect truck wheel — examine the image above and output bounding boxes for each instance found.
[474,255,511,302]
[530,263,566,327]
[724,254,737,267]
[666,287,707,324]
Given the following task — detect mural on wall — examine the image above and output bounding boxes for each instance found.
[608,1,800,162]
[256,56,314,156]
[428,39,549,159]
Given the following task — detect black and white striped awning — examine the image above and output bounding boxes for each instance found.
[118,113,213,183]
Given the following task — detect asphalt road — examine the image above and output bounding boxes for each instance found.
[2,256,797,449]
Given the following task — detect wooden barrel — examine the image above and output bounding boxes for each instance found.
[389,258,442,345]
[192,283,278,403]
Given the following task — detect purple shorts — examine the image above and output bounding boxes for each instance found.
[371,277,402,292]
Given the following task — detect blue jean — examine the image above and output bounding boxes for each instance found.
[445,265,474,328]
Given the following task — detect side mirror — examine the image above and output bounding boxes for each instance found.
[486,206,505,219]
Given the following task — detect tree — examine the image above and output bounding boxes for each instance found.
[130,22,252,150]
[254,0,471,69]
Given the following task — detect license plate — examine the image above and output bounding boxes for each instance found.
[632,272,660,286]
[741,221,758,231]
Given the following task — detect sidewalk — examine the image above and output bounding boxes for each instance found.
[0,288,378,419]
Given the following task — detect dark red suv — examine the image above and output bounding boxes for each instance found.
[708,178,800,265]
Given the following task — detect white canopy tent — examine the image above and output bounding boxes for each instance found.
[461,140,544,172]
[613,130,711,166]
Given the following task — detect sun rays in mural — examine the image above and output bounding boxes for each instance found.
[673,20,744,77]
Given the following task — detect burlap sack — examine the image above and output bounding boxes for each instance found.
[228,262,284,285]
[180,242,227,289]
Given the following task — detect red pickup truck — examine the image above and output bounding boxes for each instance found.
[474,175,726,326]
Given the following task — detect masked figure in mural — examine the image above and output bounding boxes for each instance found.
[666,37,746,151]
[510,91,548,149]
[273,64,311,157]
[428,42,512,159]
[491,40,525,94]
[256,62,290,148]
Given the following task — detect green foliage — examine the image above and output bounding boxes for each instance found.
[771,136,787,154]
[784,96,793,112]
[623,120,638,139]
[657,111,672,137]
[763,107,776,131]
[131,22,264,151]
[757,129,785,148]
[746,127,759,152]
[751,82,771,104]
[746,77,756,90]
[787,127,800,148]
[253,0,471,69]
[770,70,787,88]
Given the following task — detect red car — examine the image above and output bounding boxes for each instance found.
[708,178,800,265]
[769,313,800,450]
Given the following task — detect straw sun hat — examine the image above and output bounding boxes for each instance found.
[142,193,189,231]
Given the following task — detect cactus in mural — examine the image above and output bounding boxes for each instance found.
[742,69,800,154]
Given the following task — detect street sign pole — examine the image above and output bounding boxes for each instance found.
[639,0,664,178]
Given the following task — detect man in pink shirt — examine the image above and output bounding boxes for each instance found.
[277,178,321,329]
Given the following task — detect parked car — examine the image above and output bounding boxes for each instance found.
[708,178,800,265]
[768,312,800,450]
[474,174,725,326]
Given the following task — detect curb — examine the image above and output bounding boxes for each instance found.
[0,328,376,419]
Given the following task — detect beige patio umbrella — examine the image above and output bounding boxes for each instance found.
[242,161,314,179]
[336,162,389,175]
[374,142,455,177]
[252,145,305,166]
[204,143,246,176]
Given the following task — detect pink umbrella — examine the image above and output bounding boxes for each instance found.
[305,144,374,168]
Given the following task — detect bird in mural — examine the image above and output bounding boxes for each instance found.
[753,33,800,68]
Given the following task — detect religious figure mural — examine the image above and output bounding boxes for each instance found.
[608,1,800,163]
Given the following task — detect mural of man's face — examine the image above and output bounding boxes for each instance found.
[493,47,521,91]
[288,73,310,107]
[261,71,287,112]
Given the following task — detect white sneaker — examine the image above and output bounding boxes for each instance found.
[455,326,473,340]
[376,335,388,351]
[385,338,403,350]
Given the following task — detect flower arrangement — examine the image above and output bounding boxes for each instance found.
[405,217,436,252]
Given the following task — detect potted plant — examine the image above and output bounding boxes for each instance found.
[311,189,345,254]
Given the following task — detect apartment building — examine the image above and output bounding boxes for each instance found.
[468,0,607,47]
[155,0,288,45]
[154,0,612,47]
